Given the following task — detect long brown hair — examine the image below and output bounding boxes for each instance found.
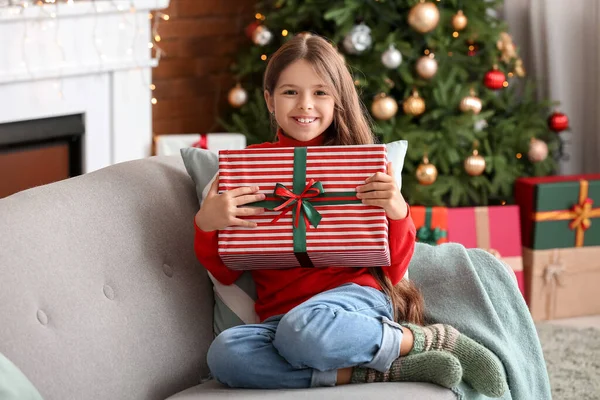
[264,33,425,325]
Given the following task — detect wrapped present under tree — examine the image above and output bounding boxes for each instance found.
[524,246,600,321]
[411,206,448,246]
[447,205,525,297]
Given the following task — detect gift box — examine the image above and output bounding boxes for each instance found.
[523,246,600,321]
[514,174,600,249]
[217,145,390,270]
[155,133,246,156]
[412,206,448,245]
[447,206,525,297]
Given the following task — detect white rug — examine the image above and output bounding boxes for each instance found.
[536,323,600,399]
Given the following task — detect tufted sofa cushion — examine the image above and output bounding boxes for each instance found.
[0,156,214,400]
[166,379,458,399]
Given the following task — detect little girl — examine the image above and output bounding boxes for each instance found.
[194,33,507,397]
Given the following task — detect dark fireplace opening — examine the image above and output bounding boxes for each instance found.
[0,114,84,199]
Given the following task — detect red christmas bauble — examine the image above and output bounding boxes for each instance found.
[467,41,479,57]
[548,111,569,132]
[245,21,261,39]
[484,68,506,90]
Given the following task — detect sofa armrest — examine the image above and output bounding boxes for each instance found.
[0,155,213,400]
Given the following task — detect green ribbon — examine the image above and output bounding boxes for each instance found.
[416,207,447,246]
[250,147,362,267]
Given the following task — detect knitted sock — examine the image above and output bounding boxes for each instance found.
[402,323,508,398]
[350,351,462,389]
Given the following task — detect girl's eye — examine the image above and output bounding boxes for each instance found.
[315,90,327,96]
[283,90,297,95]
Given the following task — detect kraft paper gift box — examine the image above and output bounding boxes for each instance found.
[514,174,600,249]
[217,145,391,270]
[411,206,448,245]
[523,246,600,321]
[447,206,525,298]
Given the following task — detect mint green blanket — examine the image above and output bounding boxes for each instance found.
[409,242,551,400]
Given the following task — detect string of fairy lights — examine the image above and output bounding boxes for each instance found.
[2,0,168,105]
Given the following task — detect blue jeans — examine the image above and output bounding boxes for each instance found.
[207,283,404,388]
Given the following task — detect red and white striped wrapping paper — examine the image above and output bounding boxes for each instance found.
[217,145,391,270]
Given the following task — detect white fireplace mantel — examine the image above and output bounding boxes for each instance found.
[0,0,169,173]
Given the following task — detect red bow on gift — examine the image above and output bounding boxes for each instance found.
[271,179,323,229]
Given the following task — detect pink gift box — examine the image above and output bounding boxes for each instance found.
[447,206,525,298]
[217,145,391,270]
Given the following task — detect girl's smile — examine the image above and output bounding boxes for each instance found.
[292,116,319,126]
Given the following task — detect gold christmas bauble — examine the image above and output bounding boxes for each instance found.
[371,94,398,120]
[464,149,486,176]
[528,138,548,163]
[501,43,517,63]
[459,89,482,114]
[228,83,248,108]
[514,58,526,77]
[416,54,438,79]
[452,10,468,31]
[497,32,518,63]
[416,156,438,185]
[403,90,426,116]
[408,1,440,34]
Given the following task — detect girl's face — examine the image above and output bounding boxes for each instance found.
[265,59,335,142]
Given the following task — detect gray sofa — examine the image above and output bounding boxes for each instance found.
[0,155,456,400]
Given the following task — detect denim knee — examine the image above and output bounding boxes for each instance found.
[206,330,250,387]
[274,305,334,370]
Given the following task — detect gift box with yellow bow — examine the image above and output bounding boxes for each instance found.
[515,174,600,249]
[216,145,391,270]
[446,205,525,298]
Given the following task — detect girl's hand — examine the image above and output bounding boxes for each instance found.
[356,162,408,220]
[195,175,266,232]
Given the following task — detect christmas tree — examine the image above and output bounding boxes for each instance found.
[221,0,569,207]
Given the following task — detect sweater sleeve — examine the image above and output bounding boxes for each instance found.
[382,206,416,285]
[194,220,243,285]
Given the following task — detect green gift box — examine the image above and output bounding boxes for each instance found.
[515,174,600,249]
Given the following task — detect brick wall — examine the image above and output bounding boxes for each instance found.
[151,0,255,151]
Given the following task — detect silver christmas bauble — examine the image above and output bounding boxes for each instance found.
[474,119,488,132]
[252,25,273,46]
[343,23,372,54]
[381,45,403,69]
